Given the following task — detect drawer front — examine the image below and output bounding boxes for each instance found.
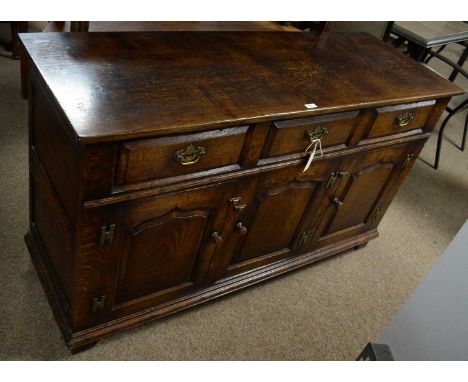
[261,110,359,159]
[365,100,435,140]
[116,126,248,185]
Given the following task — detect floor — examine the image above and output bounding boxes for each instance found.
[0,31,467,360]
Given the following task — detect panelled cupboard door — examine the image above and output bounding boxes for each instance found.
[212,158,339,280]
[106,182,235,318]
[310,141,423,249]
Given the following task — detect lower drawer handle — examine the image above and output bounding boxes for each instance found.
[174,144,206,165]
[395,111,414,127]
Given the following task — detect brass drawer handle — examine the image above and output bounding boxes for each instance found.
[174,144,206,165]
[305,126,328,142]
[395,111,414,127]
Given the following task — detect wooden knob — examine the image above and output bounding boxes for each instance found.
[230,197,247,212]
[211,231,223,244]
[332,197,343,207]
[236,222,248,235]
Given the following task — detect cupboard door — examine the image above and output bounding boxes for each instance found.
[212,159,338,280]
[311,141,423,249]
[107,182,235,318]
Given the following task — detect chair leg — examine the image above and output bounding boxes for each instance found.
[434,113,450,169]
[449,45,468,82]
[434,100,468,169]
[9,21,28,59]
[20,53,30,99]
[461,111,468,152]
[391,36,407,49]
[382,22,394,43]
[425,45,446,64]
[407,41,429,62]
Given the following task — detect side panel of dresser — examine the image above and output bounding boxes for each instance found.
[27,73,82,323]
[26,71,119,335]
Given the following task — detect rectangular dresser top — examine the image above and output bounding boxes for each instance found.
[20,31,463,144]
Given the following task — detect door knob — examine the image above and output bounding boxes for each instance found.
[235,222,248,235]
[229,197,247,212]
[211,231,223,244]
[234,204,247,212]
[332,197,343,207]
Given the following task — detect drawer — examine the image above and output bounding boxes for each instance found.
[365,100,435,140]
[261,110,359,159]
[116,126,248,186]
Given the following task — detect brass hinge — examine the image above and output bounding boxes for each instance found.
[326,171,348,189]
[369,207,382,224]
[92,295,106,313]
[99,224,116,246]
[299,230,311,246]
[401,153,414,169]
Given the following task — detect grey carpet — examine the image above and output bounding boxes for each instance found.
[0,36,467,360]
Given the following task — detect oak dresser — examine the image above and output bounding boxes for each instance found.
[19,32,463,352]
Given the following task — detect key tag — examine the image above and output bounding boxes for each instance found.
[303,138,323,173]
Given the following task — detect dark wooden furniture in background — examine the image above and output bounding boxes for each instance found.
[20,31,463,352]
[327,21,393,41]
[279,21,333,32]
[43,21,298,32]
[0,21,28,58]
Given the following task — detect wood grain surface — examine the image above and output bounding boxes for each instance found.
[20,32,463,143]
